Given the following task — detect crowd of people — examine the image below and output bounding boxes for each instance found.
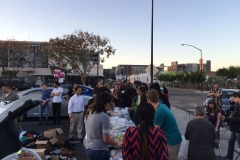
[2,79,240,160]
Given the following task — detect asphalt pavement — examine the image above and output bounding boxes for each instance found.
[14,88,240,159]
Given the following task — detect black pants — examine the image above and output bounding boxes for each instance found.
[52,102,61,124]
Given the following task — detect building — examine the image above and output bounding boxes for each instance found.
[204,60,211,72]
[159,63,168,73]
[103,67,116,79]
[167,60,211,72]
[186,63,198,72]
[115,64,148,76]
[167,61,186,72]
[0,40,103,86]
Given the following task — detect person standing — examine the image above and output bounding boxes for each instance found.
[1,84,21,133]
[51,81,63,125]
[146,90,182,160]
[67,83,77,102]
[38,82,51,125]
[111,84,122,107]
[68,87,85,142]
[139,83,148,103]
[221,92,240,160]
[185,106,218,160]
[92,78,103,96]
[129,84,142,125]
[122,82,137,108]
[205,100,221,147]
[85,92,121,160]
[1,84,19,101]
[150,83,170,109]
[209,82,222,110]
[122,102,168,160]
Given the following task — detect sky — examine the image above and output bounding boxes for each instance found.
[0,0,240,71]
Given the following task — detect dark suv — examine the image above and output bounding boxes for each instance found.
[12,83,40,91]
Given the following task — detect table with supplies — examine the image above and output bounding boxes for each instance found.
[84,107,135,160]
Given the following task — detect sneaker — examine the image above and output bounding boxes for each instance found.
[69,138,74,142]
[220,127,223,131]
[38,123,42,126]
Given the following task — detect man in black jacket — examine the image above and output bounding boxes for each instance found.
[122,82,137,107]
[221,92,240,160]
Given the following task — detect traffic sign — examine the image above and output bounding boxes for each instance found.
[145,65,158,75]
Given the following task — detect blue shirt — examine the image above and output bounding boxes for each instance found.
[41,89,51,101]
[154,103,182,145]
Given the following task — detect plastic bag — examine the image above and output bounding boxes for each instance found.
[178,135,189,160]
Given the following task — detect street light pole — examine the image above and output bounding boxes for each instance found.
[181,44,203,92]
[150,0,154,84]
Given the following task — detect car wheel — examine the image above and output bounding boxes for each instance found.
[15,88,18,91]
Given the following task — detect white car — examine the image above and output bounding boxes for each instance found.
[17,87,92,117]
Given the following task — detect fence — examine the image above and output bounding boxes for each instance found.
[164,81,238,91]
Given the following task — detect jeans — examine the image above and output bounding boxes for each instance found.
[85,148,109,160]
[208,119,220,140]
[52,102,61,124]
[39,102,49,123]
[226,131,240,159]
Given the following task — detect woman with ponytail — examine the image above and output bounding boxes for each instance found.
[122,102,168,160]
[85,92,121,160]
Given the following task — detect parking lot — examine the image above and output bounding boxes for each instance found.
[1,87,239,159]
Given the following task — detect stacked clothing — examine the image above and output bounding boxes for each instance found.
[20,131,43,148]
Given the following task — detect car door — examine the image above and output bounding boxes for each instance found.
[23,89,42,117]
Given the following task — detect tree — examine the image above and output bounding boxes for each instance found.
[0,40,34,77]
[216,66,240,79]
[103,70,110,79]
[44,30,116,85]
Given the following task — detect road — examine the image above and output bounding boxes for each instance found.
[168,88,208,111]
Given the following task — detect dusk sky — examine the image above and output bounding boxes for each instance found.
[0,0,239,71]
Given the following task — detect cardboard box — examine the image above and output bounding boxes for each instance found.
[30,149,46,160]
[44,128,63,143]
[35,137,58,149]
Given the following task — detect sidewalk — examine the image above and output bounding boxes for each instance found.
[171,106,239,159]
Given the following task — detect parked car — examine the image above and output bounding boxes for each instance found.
[60,84,93,96]
[16,87,92,117]
[12,83,40,91]
[203,89,239,117]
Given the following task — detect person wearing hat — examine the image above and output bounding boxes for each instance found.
[139,83,149,103]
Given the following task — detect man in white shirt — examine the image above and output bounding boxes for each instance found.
[68,86,85,142]
[51,81,63,125]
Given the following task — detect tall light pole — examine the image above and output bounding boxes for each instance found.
[181,44,203,92]
[150,0,154,84]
